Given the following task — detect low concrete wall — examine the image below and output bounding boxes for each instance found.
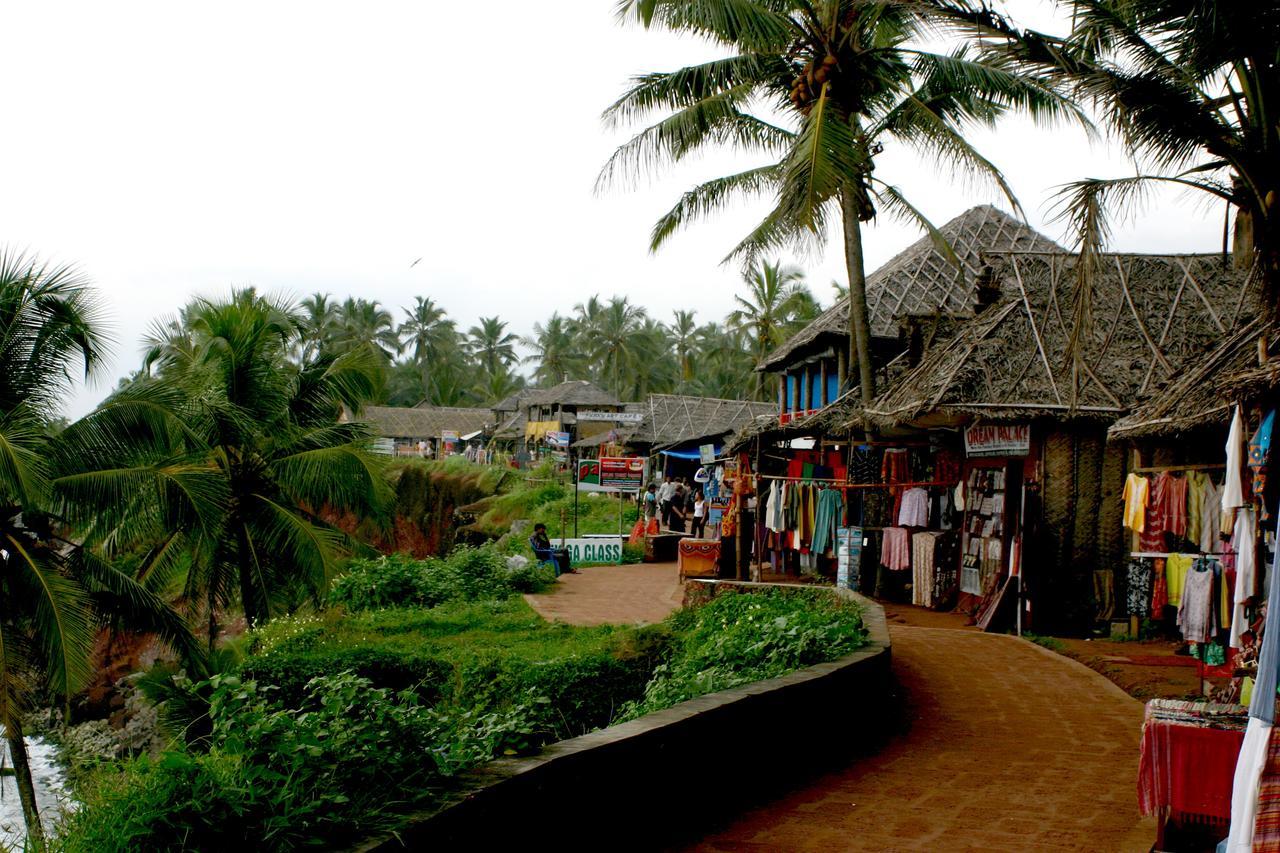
[355,583,891,852]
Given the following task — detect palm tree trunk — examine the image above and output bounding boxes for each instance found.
[8,723,46,853]
[840,187,876,406]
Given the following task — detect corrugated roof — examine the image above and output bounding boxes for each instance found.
[759,205,1062,371]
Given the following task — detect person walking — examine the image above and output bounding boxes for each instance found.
[643,484,658,523]
[691,489,707,539]
[658,475,675,529]
[669,483,687,533]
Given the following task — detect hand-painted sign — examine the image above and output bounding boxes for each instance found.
[556,537,623,565]
[964,424,1031,457]
[577,411,644,424]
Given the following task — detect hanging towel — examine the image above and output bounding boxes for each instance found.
[1225,405,1248,510]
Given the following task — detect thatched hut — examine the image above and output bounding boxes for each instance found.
[352,405,493,455]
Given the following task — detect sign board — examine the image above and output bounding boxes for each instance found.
[441,430,460,454]
[556,537,624,566]
[699,444,716,464]
[577,411,645,424]
[577,458,602,489]
[836,527,863,591]
[964,424,1031,458]
[545,431,571,449]
[599,456,644,492]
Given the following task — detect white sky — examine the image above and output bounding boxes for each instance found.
[3,1,1226,419]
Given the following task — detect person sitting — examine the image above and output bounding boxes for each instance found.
[529,523,574,575]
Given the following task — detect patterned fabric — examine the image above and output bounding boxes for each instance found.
[1127,559,1153,617]
[849,447,878,484]
[881,527,911,571]
[882,449,910,521]
[912,532,939,607]
[1154,471,1189,539]
[1254,721,1280,850]
[1251,409,1275,523]
[1177,560,1217,643]
[1152,558,1169,618]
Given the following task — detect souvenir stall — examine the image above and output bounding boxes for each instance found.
[1123,403,1279,849]
[751,436,965,605]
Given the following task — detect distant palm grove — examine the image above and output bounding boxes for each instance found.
[251,260,825,407]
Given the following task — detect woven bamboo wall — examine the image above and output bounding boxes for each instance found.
[1036,425,1124,633]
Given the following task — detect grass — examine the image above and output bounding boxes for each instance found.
[1023,633,1067,653]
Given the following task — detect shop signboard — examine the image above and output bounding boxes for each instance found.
[441,430,460,454]
[600,456,644,492]
[545,431,571,449]
[699,444,717,464]
[963,424,1031,458]
[836,527,863,591]
[577,458,602,489]
[556,536,624,566]
[577,411,645,424]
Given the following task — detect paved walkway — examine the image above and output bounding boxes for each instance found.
[692,624,1155,852]
[523,561,682,626]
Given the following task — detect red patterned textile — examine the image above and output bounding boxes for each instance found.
[1254,721,1280,850]
[1138,721,1242,822]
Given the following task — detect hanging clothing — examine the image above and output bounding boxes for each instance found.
[1165,553,1195,608]
[1225,405,1248,510]
[882,449,910,521]
[1227,718,1274,852]
[881,527,911,571]
[1127,559,1153,618]
[1231,508,1258,649]
[1151,558,1169,618]
[1202,479,1224,553]
[1123,473,1149,533]
[811,488,843,555]
[1251,409,1276,522]
[1186,470,1208,546]
[1094,570,1116,622]
[1176,560,1216,643]
[897,487,929,527]
[1152,471,1188,539]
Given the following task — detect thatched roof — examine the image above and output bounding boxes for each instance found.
[1109,318,1280,440]
[357,405,492,440]
[758,205,1062,372]
[491,411,524,441]
[523,380,620,408]
[489,391,533,413]
[862,252,1259,428]
[635,394,775,448]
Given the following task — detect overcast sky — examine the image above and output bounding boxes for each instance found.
[4,1,1226,418]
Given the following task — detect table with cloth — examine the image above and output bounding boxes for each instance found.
[678,538,721,580]
[1138,699,1247,841]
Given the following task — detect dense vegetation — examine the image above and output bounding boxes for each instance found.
[54,557,864,851]
[280,260,823,407]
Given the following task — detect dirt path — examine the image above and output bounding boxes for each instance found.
[692,624,1156,853]
[523,561,682,626]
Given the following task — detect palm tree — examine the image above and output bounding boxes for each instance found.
[523,313,579,386]
[398,296,456,366]
[987,2,1280,312]
[602,0,1080,405]
[471,366,527,406]
[466,317,520,379]
[669,310,698,384]
[589,297,647,398]
[0,251,201,850]
[337,297,401,363]
[70,289,391,645]
[728,261,817,397]
[299,292,340,361]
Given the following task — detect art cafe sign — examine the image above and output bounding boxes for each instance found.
[964,424,1031,458]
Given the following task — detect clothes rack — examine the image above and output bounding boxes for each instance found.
[1132,464,1226,474]
[1130,551,1223,560]
[759,475,956,489]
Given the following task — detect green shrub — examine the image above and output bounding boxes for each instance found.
[327,546,554,612]
[618,588,865,720]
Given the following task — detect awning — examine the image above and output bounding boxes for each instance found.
[461,430,482,441]
[658,445,720,460]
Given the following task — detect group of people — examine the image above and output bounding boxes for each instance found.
[645,475,707,538]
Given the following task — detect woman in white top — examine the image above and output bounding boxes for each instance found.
[691,490,707,538]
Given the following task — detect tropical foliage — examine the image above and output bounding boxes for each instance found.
[0,251,201,851]
[602,0,1081,402]
[979,1,1280,312]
